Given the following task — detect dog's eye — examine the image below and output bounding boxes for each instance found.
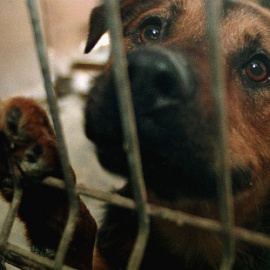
[244,56,270,83]
[139,25,162,43]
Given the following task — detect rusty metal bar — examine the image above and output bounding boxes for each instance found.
[26,1,79,269]
[102,1,150,269]
[205,1,235,269]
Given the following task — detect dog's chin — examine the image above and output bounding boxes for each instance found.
[97,144,129,176]
[94,141,252,201]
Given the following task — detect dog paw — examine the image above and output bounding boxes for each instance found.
[1,97,53,144]
[0,97,59,179]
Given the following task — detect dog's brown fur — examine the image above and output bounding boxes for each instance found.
[84,0,270,269]
[0,97,97,269]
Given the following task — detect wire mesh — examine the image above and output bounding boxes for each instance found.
[0,0,270,269]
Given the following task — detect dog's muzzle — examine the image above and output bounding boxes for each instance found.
[86,47,197,150]
[127,47,196,114]
[85,47,251,199]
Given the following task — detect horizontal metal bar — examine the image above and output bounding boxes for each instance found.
[43,177,270,250]
[3,243,75,270]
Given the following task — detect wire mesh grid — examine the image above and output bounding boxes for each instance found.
[1,0,270,269]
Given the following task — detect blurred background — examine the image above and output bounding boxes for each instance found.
[0,0,109,98]
[0,1,124,267]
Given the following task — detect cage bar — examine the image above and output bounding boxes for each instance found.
[103,1,150,269]
[205,1,235,269]
[0,173,23,269]
[46,176,270,251]
[26,1,79,269]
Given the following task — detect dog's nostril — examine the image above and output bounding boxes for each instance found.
[153,69,180,97]
[128,48,195,104]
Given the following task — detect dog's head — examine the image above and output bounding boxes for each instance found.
[84,0,270,204]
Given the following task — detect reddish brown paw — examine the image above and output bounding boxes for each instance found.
[0,97,59,179]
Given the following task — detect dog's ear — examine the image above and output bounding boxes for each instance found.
[84,5,107,53]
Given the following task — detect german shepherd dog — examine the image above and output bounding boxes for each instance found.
[84,0,270,269]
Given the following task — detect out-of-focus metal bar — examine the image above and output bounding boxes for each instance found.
[205,1,235,270]
[0,161,23,270]
[44,177,270,251]
[0,183,22,268]
[26,1,79,269]
[4,243,75,270]
[103,0,150,269]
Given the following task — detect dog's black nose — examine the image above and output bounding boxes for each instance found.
[127,48,195,114]
[85,47,197,145]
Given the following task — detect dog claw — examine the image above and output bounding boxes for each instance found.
[6,107,21,136]
[4,106,30,145]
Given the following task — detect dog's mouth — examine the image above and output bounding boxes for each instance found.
[85,47,253,200]
[89,125,252,200]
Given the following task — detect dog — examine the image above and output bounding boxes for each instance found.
[0,97,97,269]
[84,0,270,269]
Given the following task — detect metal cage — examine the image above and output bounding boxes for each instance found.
[1,0,270,269]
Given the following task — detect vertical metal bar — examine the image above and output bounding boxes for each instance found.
[205,1,235,269]
[26,1,79,269]
[0,176,22,269]
[103,0,150,269]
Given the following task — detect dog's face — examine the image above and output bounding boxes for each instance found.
[85,0,270,207]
